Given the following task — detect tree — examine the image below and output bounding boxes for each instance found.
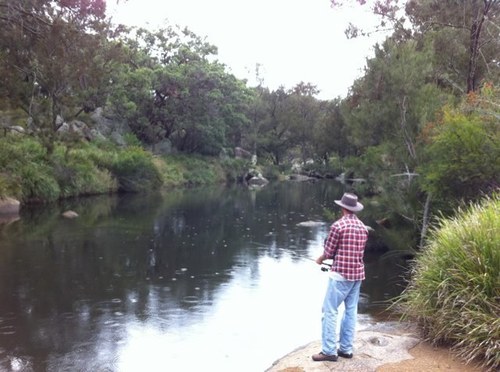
[331,0,500,92]
[343,37,450,166]
[109,25,252,155]
[0,0,121,153]
[285,82,321,163]
[256,87,294,165]
[419,84,500,208]
[406,0,500,93]
[313,99,351,160]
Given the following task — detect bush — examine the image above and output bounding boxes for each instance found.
[220,158,249,183]
[0,136,59,201]
[419,107,500,208]
[0,172,22,199]
[157,155,227,188]
[51,146,117,197]
[108,146,162,192]
[19,162,60,202]
[396,194,500,370]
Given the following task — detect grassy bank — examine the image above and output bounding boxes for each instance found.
[0,135,250,204]
[396,194,500,371]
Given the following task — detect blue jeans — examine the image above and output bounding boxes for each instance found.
[321,278,362,355]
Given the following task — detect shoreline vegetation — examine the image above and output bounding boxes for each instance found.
[0,135,259,206]
[1,2,498,369]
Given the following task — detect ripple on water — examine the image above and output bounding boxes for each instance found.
[0,325,16,336]
[62,312,75,319]
[182,296,200,304]
[93,300,123,314]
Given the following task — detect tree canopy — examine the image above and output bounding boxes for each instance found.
[0,0,499,222]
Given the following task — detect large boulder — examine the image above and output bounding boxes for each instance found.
[247,175,269,187]
[0,197,20,215]
[0,197,21,224]
[90,107,131,146]
[234,147,253,159]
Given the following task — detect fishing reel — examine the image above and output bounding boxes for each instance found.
[319,259,333,272]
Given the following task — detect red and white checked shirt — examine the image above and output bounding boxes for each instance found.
[324,213,368,281]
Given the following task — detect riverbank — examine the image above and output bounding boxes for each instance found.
[266,320,486,372]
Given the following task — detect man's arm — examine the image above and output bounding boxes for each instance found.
[316,223,340,264]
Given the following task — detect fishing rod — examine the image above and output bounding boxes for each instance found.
[303,256,332,272]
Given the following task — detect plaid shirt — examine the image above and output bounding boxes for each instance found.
[324,213,368,281]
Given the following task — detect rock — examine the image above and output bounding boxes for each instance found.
[297,221,325,227]
[6,126,25,134]
[369,336,390,346]
[147,139,173,155]
[90,107,131,146]
[289,174,313,182]
[0,197,20,215]
[57,119,93,141]
[247,175,269,187]
[376,218,392,228]
[266,321,420,372]
[234,146,253,159]
[0,215,20,225]
[62,210,79,219]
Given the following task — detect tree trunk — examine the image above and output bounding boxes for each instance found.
[466,0,496,92]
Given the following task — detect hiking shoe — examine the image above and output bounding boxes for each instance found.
[337,350,353,359]
[312,352,338,362]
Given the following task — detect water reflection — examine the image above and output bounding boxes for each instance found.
[0,181,410,371]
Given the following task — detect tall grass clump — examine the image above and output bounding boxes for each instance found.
[107,146,162,192]
[396,194,500,370]
[51,145,118,197]
[0,136,60,202]
[158,155,226,187]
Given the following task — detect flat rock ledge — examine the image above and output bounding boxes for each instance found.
[266,321,420,372]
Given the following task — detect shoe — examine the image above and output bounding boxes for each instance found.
[312,352,338,362]
[338,350,353,359]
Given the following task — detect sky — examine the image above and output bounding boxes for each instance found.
[106,0,387,100]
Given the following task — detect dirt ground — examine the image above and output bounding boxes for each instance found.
[377,341,486,372]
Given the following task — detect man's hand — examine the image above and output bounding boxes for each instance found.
[316,254,325,265]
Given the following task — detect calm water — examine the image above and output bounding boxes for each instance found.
[0,181,410,372]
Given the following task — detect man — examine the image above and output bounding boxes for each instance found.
[312,192,369,362]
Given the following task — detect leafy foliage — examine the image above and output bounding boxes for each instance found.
[419,87,500,208]
[107,146,162,193]
[108,26,253,156]
[0,0,123,153]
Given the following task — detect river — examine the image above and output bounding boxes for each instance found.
[0,181,410,371]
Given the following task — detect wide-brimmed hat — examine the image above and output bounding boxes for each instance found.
[334,192,364,212]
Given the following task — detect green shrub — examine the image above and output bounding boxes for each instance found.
[155,156,187,187]
[0,136,59,201]
[261,163,281,181]
[109,146,162,192]
[0,172,22,199]
[51,146,117,197]
[396,194,500,370]
[419,108,500,207]
[19,162,60,202]
[157,155,227,187]
[220,158,249,183]
[0,136,47,170]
